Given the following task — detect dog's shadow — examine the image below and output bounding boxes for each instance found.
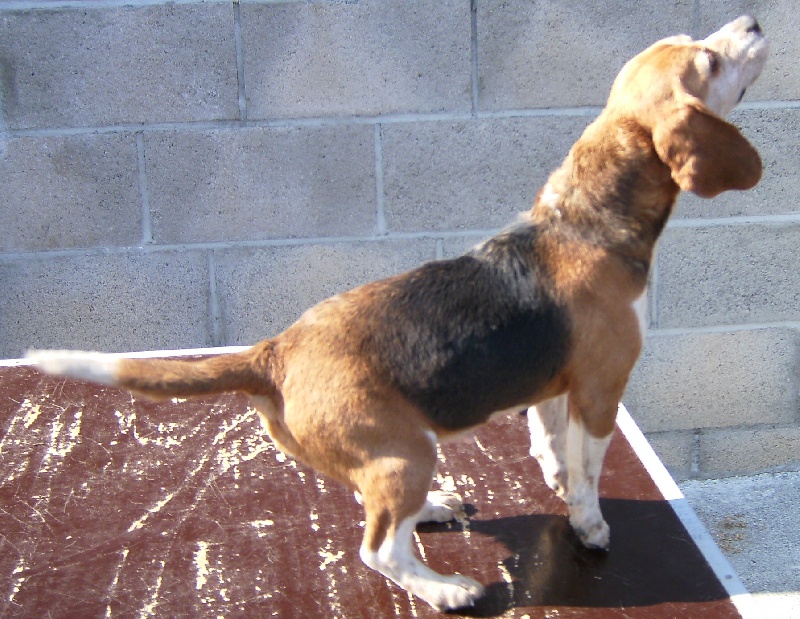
[420,498,731,616]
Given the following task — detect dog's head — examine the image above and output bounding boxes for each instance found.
[608,15,770,197]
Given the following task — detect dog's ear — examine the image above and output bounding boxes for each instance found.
[653,101,762,198]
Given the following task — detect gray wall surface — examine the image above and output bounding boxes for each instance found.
[1,0,797,479]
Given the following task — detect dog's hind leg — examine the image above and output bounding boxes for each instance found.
[528,395,569,500]
[355,432,484,611]
[415,489,465,524]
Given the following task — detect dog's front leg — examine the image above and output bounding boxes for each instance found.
[527,395,569,499]
[564,414,613,550]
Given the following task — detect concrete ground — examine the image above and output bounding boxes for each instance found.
[681,471,800,618]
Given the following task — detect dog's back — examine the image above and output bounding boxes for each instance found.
[358,226,570,431]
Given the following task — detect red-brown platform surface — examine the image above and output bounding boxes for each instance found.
[0,361,743,618]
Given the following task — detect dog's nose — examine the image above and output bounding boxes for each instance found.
[746,19,762,35]
[731,15,762,34]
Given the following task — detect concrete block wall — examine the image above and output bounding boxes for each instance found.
[0,0,797,479]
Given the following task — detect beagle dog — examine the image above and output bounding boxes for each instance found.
[29,16,768,611]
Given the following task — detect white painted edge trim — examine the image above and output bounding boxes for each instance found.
[616,404,759,619]
[0,345,250,367]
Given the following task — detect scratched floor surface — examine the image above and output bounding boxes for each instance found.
[0,362,742,618]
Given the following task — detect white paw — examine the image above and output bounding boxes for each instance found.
[416,491,464,523]
[418,574,485,611]
[571,515,610,551]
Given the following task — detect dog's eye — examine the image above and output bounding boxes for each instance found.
[705,50,721,75]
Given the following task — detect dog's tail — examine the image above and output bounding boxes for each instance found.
[26,344,278,399]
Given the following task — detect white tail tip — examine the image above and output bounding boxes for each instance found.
[26,350,120,387]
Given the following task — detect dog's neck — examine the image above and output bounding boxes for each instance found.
[530,112,681,277]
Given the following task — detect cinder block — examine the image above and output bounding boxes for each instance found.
[699,0,800,101]
[213,239,437,345]
[655,224,800,328]
[0,251,211,358]
[624,329,799,432]
[0,5,238,129]
[674,108,800,219]
[241,0,471,119]
[441,233,492,258]
[0,133,141,252]
[477,0,694,110]
[698,425,800,478]
[641,430,695,481]
[145,125,377,244]
[381,116,586,233]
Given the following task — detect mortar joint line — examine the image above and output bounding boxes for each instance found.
[374,123,388,236]
[649,321,800,337]
[0,0,232,10]
[0,228,499,264]
[135,132,154,245]
[690,430,702,478]
[0,61,7,159]
[27,101,800,139]
[691,0,701,39]
[207,251,222,347]
[233,1,248,123]
[667,213,800,228]
[470,0,480,116]
[649,250,660,329]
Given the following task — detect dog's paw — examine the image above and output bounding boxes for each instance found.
[417,490,464,523]
[419,574,485,611]
[572,517,610,551]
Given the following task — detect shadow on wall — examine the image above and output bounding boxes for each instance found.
[0,57,8,157]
